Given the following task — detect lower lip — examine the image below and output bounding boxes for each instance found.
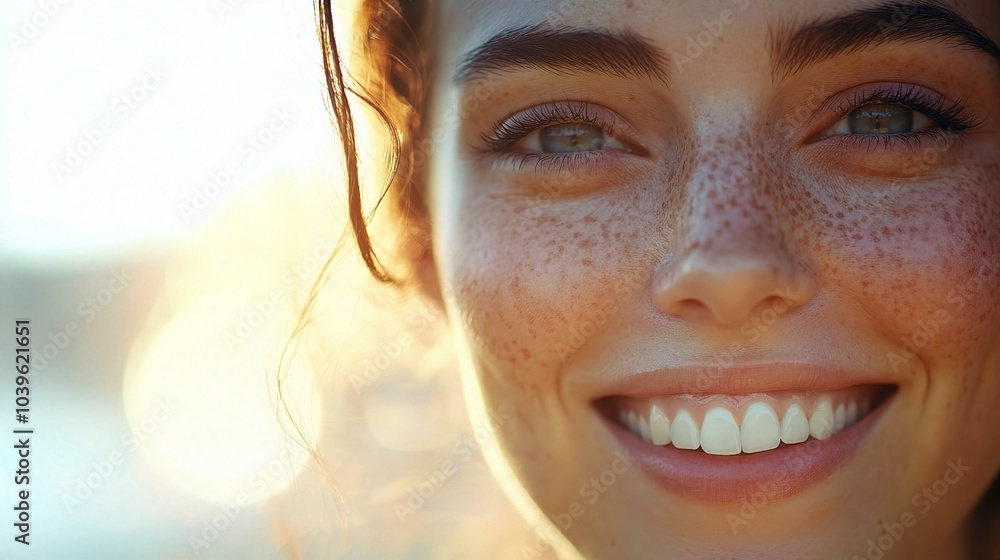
[598,391,893,504]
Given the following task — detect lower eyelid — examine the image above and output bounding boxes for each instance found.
[490,147,636,174]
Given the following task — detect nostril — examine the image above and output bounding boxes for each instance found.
[652,255,816,326]
[668,298,712,319]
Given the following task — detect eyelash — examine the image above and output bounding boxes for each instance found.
[479,101,632,171]
[479,86,983,170]
[821,83,983,151]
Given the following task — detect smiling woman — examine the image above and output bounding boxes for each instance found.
[314,0,1000,558]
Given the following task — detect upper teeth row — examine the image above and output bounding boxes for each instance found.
[618,397,871,455]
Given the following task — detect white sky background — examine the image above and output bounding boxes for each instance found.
[3,0,336,262]
[0,3,547,558]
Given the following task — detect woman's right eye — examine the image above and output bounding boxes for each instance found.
[536,123,619,153]
[481,101,640,158]
[513,122,631,154]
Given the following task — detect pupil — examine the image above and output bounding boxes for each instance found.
[848,103,914,135]
[540,124,606,153]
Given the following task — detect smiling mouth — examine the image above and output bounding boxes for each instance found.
[602,384,896,455]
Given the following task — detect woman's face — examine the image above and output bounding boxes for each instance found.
[421,0,1000,558]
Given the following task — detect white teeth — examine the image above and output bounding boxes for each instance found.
[809,398,835,440]
[671,410,700,450]
[619,391,879,454]
[834,403,846,432]
[638,415,651,443]
[741,402,781,453]
[627,411,640,437]
[780,403,810,444]
[700,407,742,455]
[846,401,858,426]
[649,405,671,445]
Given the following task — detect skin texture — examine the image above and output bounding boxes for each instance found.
[409,0,1000,558]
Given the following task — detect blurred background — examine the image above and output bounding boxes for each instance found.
[0,2,551,558]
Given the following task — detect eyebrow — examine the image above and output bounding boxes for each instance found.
[454,24,669,85]
[770,1,1000,78]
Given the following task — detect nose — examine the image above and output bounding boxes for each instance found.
[651,158,816,326]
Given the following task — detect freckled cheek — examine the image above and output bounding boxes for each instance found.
[858,204,1000,366]
[446,201,643,381]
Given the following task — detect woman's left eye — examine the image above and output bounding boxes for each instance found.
[822,102,935,137]
[519,123,631,153]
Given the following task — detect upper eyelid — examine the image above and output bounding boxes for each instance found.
[792,83,982,146]
[820,83,975,124]
[482,101,630,150]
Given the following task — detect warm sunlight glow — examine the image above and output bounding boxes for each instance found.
[122,296,320,507]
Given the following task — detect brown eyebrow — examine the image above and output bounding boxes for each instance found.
[454,24,669,85]
[769,1,1000,79]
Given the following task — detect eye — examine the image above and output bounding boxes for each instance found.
[813,84,983,146]
[823,102,936,137]
[519,123,631,154]
[480,101,640,157]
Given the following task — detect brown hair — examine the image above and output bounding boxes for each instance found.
[317,0,431,285]
[270,4,432,556]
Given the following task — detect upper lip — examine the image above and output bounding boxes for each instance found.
[595,361,898,399]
